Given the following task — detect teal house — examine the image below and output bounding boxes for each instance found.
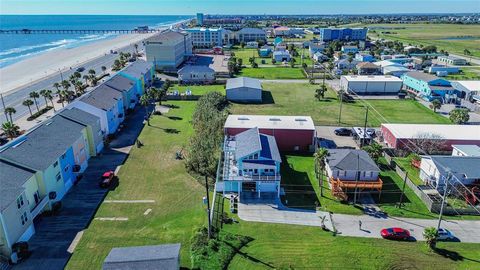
[118,60,154,96]
[401,71,457,103]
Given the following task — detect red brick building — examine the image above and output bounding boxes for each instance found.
[224,115,316,152]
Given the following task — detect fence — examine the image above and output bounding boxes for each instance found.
[384,152,480,216]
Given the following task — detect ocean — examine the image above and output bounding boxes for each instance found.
[0,15,192,68]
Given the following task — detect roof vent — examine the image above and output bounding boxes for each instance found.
[269,118,281,121]
[238,117,249,121]
[295,118,307,122]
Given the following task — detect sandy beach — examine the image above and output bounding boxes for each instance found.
[0,32,156,95]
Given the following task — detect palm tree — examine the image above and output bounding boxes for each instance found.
[362,142,383,162]
[61,80,71,92]
[431,99,442,113]
[140,95,150,126]
[22,99,34,116]
[88,69,96,77]
[53,82,61,93]
[313,147,329,197]
[59,90,69,105]
[73,71,82,79]
[315,84,327,101]
[45,90,55,111]
[39,89,50,108]
[75,81,84,95]
[83,74,90,85]
[29,91,40,112]
[4,107,16,123]
[1,122,20,139]
[423,227,438,250]
[101,66,107,74]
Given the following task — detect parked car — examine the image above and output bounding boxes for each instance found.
[454,105,470,111]
[76,67,85,72]
[380,227,410,240]
[334,128,352,136]
[99,171,115,188]
[366,128,376,137]
[437,228,455,241]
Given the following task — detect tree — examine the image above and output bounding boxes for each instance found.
[4,107,16,123]
[101,66,107,74]
[61,80,71,92]
[22,99,34,116]
[1,122,20,139]
[408,132,447,155]
[313,147,329,196]
[240,41,245,48]
[29,91,40,112]
[423,227,438,250]
[53,82,61,93]
[139,95,150,126]
[463,49,471,56]
[39,89,50,108]
[45,90,55,111]
[315,84,327,100]
[362,142,383,162]
[449,108,470,124]
[430,99,442,113]
[271,58,276,65]
[290,58,296,68]
[88,69,96,76]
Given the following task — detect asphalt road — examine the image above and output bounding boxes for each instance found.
[0,42,145,124]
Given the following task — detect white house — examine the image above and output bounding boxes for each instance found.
[245,41,259,48]
[451,145,480,157]
[340,75,403,95]
[177,65,215,84]
[419,156,480,190]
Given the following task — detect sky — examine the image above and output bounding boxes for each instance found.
[1,0,479,15]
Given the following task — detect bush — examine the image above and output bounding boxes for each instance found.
[27,106,53,121]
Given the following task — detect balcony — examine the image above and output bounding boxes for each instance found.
[30,196,49,219]
[224,174,281,182]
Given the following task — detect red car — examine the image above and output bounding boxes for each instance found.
[380,227,410,240]
[99,171,115,188]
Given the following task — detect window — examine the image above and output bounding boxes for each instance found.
[56,172,62,181]
[20,212,28,225]
[17,195,24,209]
[61,153,66,159]
[64,164,70,173]
[53,161,59,168]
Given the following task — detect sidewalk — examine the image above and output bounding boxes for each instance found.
[13,106,146,270]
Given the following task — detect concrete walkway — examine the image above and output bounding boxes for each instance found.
[13,106,147,270]
[238,200,480,243]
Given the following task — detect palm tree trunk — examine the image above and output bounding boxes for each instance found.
[43,97,48,108]
[27,106,32,116]
[9,113,13,124]
[33,98,40,112]
[50,99,56,111]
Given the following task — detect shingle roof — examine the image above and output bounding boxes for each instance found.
[235,127,261,160]
[103,243,180,270]
[430,156,480,178]
[59,107,100,128]
[178,65,215,74]
[327,149,380,172]
[121,60,152,79]
[104,75,135,93]
[0,115,85,171]
[80,84,122,111]
[0,159,35,211]
[226,77,262,90]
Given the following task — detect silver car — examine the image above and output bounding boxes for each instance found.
[437,228,455,241]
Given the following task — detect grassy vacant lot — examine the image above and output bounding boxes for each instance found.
[446,68,480,80]
[67,102,480,269]
[239,67,306,79]
[230,83,450,126]
[366,23,480,58]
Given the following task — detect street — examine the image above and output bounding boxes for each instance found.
[0,43,145,124]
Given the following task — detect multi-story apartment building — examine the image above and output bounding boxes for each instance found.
[319,27,368,42]
[145,31,193,70]
[184,28,228,48]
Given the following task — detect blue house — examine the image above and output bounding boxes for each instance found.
[355,53,374,62]
[118,60,154,96]
[217,128,282,199]
[104,75,137,110]
[259,46,272,58]
[401,71,457,103]
[73,84,124,135]
[273,50,291,62]
[0,115,91,206]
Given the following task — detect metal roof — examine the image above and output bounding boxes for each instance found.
[381,124,480,141]
[178,65,214,74]
[452,145,480,157]
[326,149,380,172]
[0,159,35,211]
[226,77,262,90]
[404,71,443,83]
[429,156,480,179]
[103,243,180,270]
[342,75,402,82]
[225,115,315,131]
[0,115,85,171]
[234,127,261,160]
[145,31,187,45]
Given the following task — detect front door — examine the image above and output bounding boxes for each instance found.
[242,182,257,193]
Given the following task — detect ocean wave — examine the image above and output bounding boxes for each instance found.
[0,39,76,57]
[0,42,70,67]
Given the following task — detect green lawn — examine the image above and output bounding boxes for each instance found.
[394,157,423,185]
[66,101,479,269]
[238,67,306,79]
[366,23,480,58]
[446,68,480,80]
[230,83,451,126]
[170,84,225,95]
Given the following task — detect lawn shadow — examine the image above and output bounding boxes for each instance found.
[280,153,319,211]
[373,175,412,204]
[225,241,275,269]
[149,125,180,134]
[433,248,468,262]
[167,116,183,121]
[163,104,180,109]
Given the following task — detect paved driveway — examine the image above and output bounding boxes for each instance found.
[238,200,480,243]
[13,107,147,270]
[315,126,359,149]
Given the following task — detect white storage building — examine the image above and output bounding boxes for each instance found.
[340,75,403,95]
[226,77,262,103]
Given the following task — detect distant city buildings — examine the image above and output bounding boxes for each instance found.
[319,27,368,42]
[196,13,204,26]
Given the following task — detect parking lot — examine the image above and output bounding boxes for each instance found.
[316,126,379,149]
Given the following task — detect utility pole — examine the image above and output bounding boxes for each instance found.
[0,93,8,124]
[338,90,343,124]
[398,172,408,208]
[361,106,369,148]
[353,154,360,204]
[437,171,452,231]
[204,175,212,239]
